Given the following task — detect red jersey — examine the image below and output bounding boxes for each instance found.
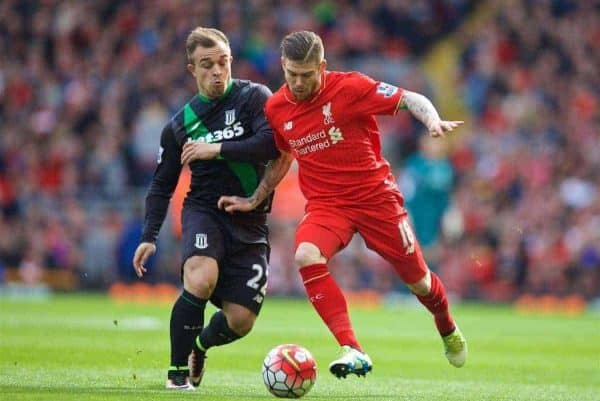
[265,71,404,207]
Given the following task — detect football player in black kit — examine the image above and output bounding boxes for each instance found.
[132,27,279,390]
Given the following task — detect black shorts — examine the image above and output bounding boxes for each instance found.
[181,208,269,315]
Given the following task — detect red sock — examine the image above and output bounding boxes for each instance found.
[299,263,361,350]
[414,272,456,336]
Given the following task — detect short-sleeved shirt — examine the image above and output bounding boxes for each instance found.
[265,71,405,207]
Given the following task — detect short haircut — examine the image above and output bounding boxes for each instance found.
[186,27,230,64]
[280,31,324,64]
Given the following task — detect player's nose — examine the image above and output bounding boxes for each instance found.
[211,65,224,76]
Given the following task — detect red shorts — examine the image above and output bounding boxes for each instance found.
[295,201,428,284]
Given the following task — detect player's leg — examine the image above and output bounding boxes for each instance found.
[192,242,268,382]
[167,210,224,389]
[356,206,467,367]
[195,302,257,351]
[295,209,372,378]
[407,270,467,367]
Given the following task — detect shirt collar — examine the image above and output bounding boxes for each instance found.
[197,79,234,103]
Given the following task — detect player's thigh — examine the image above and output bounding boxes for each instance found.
[211,242,269,316]
[295,208,355,260]
[181,209,226,285]
[355,208,428,285]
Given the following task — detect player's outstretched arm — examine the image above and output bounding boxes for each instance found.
[218,151,294,213]
[399,90,463,137]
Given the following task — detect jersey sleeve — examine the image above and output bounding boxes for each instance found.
[220,84,280,162]
[140,123,182,243]
[272,125,290,152]
[344,72,404,116]
[264,101,291,153]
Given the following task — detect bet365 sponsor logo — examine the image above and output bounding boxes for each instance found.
[195,121,245,143]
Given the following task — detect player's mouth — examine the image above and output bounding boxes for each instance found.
[211,81,225,95]
[292,88,306,98]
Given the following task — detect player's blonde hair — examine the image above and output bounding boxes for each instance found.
[186,27,230,64]
[280,31,324,64]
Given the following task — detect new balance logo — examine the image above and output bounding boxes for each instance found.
[328,126,343,144]
[194,233,208,249]
[284,121,293,131]
[322,102,335,124]
[189,121,201,132]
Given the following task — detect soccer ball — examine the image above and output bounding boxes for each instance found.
[262,344,317,398]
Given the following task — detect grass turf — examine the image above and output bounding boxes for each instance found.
[0,294,598,400]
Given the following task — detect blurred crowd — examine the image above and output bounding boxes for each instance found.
[435,0,600,301]
[0,0,598,301]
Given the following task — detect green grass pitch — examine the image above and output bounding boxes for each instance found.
[1,294,598,401]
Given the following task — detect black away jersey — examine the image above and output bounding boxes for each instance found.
[141,79,279,243]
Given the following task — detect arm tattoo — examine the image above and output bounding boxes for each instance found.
[249,152,294,206]
[400,90,440,129]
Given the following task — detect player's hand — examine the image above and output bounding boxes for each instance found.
[132,242,156,278]
[428,120,464,138]
[181,141,221,165]
[218,195,259,213]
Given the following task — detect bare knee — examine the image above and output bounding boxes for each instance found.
[407,270,431,296]
[294,242,327,268]
[183,256,218,299]
[223,303,256,336]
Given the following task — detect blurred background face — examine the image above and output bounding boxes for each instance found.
[187,41,232,99]
[281,58,326,101]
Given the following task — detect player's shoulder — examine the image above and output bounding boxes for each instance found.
[329,70,374,87]
[167,94,204,135]
[265,84,288,109]
[233,79,273,99]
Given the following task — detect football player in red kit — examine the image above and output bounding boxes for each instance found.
[196,30,467,378]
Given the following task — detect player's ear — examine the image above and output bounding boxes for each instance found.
[280,57,286,70]
[319,59,327,73]
[187,63,196,77]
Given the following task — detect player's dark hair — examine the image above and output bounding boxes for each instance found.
[281,31,324,64]
[186,27,230,64]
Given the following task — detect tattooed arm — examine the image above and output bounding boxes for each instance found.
[217,150,295,213]
[399,90,463,137]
